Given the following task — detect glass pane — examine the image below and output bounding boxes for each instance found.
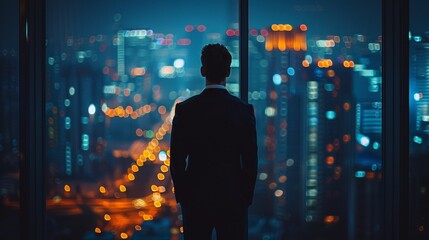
[0,0,20,239]
[248,1,382,239]
[45,1,238,239]
[410,1,429,239]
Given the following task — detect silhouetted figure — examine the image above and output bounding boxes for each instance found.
[170,44,258,240]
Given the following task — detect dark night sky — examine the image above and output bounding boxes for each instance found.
[1,0,429,48]
[45,0,384,41]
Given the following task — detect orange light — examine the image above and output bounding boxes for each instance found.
[157,173,165,180]
[342,134,351,142]
[324,215,335,223]
[99,186,106,194]
[128,173,135,181]
[327,70,335,77]
[158,106,167,115]
[135,225,142,231]
[285,24,293,31]
[366,172,375,179]
[158,186,166,193]
[269,91,278,100]
[131,165,139,172]
[271,24,279,31]
[343,102,351,111]
[151,185,158,191]
[136,128,143,137]
[180,227,184,233]
[278,175,287,183]
[125,106,133,114]
[131,67,145,77]
[64,184,71,192]
[326,156,335,165]
[119,185,126,192]
[160,165,169,173]
[268,182,277,189]
[343,61,350,68]
[300,24,308,31]
[349,60,355,67]
[326,144,334,152]
[154,201,162,208]
[94,227,101,234]
[120,233,128,239]
[302,60,310,67]
[104,214,111,221]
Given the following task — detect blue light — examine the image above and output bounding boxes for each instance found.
[414,93,421,101]
[65,117,71,130]
[413,136,423,144]
[372,141,380,150]
[82,134,89,151]
[357,134,370,147]
[287,67,295,76]
[324,84,334,92]
[355,171,366,178]
[315,68,324,78]
[81,117,89,125]
[325,111,336,120]
[371,164,378,171]
[272,74,282,85]
[64,99,70,107]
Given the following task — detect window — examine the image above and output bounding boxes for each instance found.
[45,1,238,239]
[409,1,429,239]
[248,1,382,239]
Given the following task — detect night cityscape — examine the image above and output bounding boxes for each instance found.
[1,1,428,240]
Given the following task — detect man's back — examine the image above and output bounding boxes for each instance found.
[171,88,257,206]
[169,43,257,240]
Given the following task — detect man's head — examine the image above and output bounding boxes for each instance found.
[200,43,232,85]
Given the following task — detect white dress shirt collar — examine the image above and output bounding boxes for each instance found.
[204,84,227,90]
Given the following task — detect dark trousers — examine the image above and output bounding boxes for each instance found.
[180,202,248,240]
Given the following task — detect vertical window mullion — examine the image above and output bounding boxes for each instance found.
[19,0,46,239]
[382,0,409,239]
[239,0,248,102]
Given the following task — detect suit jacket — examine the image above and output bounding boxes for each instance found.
[170,88,258,206]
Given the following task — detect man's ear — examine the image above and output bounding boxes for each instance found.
[226,67,231,77]
[200,66,206,77]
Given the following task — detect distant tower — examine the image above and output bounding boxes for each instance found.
[264,24,307,238]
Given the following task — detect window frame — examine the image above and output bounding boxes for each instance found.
[18,0,410,239]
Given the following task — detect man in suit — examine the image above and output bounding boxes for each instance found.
[170,43,258,240]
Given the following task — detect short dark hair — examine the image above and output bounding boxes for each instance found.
[201,43,232,83]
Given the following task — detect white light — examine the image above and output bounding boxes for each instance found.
[88,104,96,115]
[158,151,167,161]
[173,59,185,68]
[273,74,282,85]
[357,134,370,147]
[414,93,421,101]
[265,106,276,117]
[69,87,75,96]
[101,103,108,112]
[259,173,268,180]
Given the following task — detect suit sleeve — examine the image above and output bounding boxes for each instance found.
[170,103,188,203]
[243,104,258,205]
